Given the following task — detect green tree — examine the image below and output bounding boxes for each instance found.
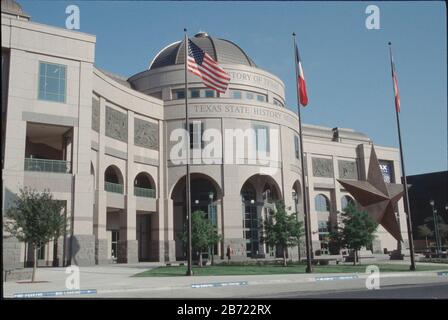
[180,210,221,267]
[262,201,304,267]
[424,215,447,247]
[439,223,448,245]
[417,224,433,248]
[333,204,378,265]
[5,187,66,282]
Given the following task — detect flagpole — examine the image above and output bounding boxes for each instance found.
[293,33,313,273]
[388,42,416,271]
[185,29,193,276]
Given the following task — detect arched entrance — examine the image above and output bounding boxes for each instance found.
[134,171,157,261]
[240,174,282,258]
[171,174,223,261]
[104,165,124,262]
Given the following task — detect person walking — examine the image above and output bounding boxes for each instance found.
[226,245,232,263]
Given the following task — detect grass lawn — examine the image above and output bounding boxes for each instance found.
[134,263,448,277]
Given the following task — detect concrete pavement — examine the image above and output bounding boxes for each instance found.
[3,262,448,298]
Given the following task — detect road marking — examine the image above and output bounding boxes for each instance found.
[13,289,97,298]
[314,275,359,281]
[191,281,248,288]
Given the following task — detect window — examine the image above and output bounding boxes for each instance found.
[191,89,200,98]
[273,98,284,107]
[341,195,354,210]
[189,121,204,149]
[294,135,300,159]
[231,90,242,99]
[174,90,185,99]
[246,92,254,100]
[257,94,266,102]
[254,125,270,154]
[318,221,329,241]
[205,90,214,98]
[241,184,259,258]
[38,62,66,103]
[315,194,330,212]
[37,242,45,260]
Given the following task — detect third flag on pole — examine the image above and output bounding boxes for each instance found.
[390,50,401,113]
[295,42,309,107]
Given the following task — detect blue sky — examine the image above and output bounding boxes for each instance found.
[21,1,447,175]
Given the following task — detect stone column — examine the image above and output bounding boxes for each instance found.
[118,110,138,264]
[70,61,95,266]
[94,96,108,264]
[305,152,321,251]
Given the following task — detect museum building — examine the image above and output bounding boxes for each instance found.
[1,0,410,268]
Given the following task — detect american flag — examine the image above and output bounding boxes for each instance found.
[187,39,230,93]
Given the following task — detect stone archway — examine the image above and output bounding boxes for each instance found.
[240,174,282,258]
[170,173,223,261]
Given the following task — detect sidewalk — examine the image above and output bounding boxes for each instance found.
[3,262,448,298]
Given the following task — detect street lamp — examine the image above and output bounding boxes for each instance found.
[292,190,301,263]
[208,192,215,265]
[429,199,441,256]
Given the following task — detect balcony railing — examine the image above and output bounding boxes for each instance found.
[105,182,124,194]
[134,187,156,198]
[24,158,71,173]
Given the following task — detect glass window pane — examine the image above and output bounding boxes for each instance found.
[176,90,185,99]
[205,90,214,98]
[257,94,266,102]
[59,65,66,79]
[246,92,254,100]
[45,77,59,94]
[191,90,200,98]
[46,63,60,76]
[232,90,242,99]
[39,63,46,76]
[38,62,67,102]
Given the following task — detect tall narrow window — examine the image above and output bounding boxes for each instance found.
[315,194,330,212]
[294,135,300,159]
[254,125,270,154]
[38,62,67,103]
[188,121,204,149]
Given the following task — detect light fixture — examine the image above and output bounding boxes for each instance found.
[195,200,199,204]
[429,199,435,206]
[250,199,255,204]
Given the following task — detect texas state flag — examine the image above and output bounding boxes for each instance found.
[295,44,309,107]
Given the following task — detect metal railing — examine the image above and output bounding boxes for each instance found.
[24,158,71,173]
[134,187,156,198]
[105,182,124,194]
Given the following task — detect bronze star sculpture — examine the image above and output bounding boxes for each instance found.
[337,145,404,241]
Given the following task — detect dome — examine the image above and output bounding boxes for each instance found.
[1,0,30,18]
[149,32,257,70]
